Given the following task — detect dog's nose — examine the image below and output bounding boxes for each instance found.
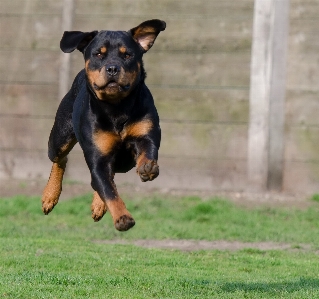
[106,65,119,76]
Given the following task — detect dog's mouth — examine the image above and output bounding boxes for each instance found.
[93,80,130,93]
[106,81,118,89]
[93,80,117,90]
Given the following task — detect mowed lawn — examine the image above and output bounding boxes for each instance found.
[1,193,319,298]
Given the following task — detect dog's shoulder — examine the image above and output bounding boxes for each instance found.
[69,69,86,97]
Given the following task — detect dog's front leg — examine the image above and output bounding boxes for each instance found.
[133,137,160,183]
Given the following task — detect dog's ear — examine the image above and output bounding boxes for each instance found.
[60,31,98,53]
[129,19,166,53]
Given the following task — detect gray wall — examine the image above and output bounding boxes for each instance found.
[0,0,318,194]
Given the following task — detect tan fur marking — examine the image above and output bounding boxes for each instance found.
[93,130,120,155]
[122,119,153,139]
[56,138,77,160]
[119,46,127,54]
[135,26,157,35]
[91,191,107,221]
[100,46,107,53]
[117,67,139,96]
[42,158,67,214]
[85,60,103,86]
[85,60,101,88]
[85,60,112,100]
[136,152,149,168]
[120,67,138,82]
[60,143,69,153]
[106,197,132,224]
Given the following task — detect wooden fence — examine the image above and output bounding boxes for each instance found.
[0,0,318,194]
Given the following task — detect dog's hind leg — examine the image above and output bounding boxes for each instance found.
[42,157,68,214]
[42,91,77,215]
[91,191,107,221]
[42,135,77,215]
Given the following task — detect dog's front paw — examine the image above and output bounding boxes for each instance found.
[91,192,107,222]
[115,215,135,231]
[137,160,159,182]
[106,198,135,231]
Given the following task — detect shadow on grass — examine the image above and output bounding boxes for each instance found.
[221,277,319,293]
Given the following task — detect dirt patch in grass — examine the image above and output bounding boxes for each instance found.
[95,239,314,252]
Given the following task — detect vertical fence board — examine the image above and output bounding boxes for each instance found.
[248,0,290,191]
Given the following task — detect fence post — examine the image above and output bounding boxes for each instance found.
[58,0,75,179]
[248,0,290,191]
[59,0,75,101]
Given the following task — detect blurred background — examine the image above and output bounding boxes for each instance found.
[0,0,318,195]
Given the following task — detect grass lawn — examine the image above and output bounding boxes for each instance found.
[1,193,319,298]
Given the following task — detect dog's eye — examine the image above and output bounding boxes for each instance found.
[124,53,131,60]
[96,53,105,59]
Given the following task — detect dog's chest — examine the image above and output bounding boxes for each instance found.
[110,114,129,135]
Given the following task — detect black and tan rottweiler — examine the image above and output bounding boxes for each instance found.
[42,19,166,231]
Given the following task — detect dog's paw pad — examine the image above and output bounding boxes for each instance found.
[115,215,135,231]
[137,161,159,182]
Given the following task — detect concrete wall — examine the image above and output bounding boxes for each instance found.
[0,0,318,194]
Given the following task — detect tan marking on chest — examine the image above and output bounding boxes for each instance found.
[93,130,121,155]
[121,119,153,139]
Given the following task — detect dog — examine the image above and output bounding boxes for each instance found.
[41,19,166,232]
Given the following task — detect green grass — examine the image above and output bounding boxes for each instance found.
[1,194,319,298]
[311,193,319,203]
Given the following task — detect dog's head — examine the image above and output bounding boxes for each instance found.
[60,19,166,103]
